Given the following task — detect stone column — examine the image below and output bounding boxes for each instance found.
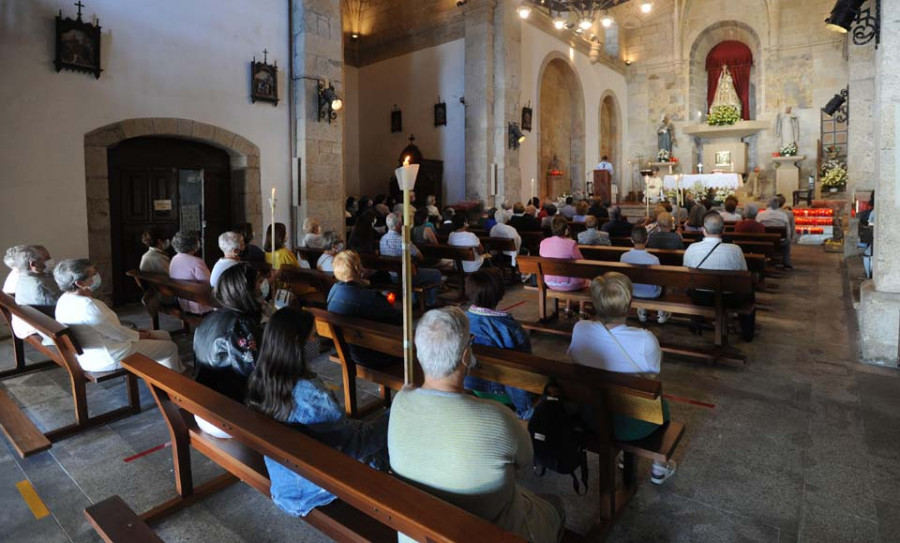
[464,0,522,207]
[463,0,496,204]
[293,0,345,237]
[858,0,900,365]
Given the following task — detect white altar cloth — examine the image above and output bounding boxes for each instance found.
[663,173,743,190]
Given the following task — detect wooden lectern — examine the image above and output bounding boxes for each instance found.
[592,170,611,202]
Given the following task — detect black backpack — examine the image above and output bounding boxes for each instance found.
[528,383,589,494]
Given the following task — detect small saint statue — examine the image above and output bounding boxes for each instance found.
[776,106,800,148]
[657,115,677,154]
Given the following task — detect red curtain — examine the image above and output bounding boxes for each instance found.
[706,41,753,120]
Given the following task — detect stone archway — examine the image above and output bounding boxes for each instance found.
[599,91,622,195]
[536,54,586,199]
[83,118,262,303]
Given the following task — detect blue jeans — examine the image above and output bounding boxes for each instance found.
[392,267,442,307]
[464,376,535,420]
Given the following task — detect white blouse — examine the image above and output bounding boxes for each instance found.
[55,292,140,372]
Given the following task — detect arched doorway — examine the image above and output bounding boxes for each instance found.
[599,92,621,194]
[538,56,585,200]
[84,118,262,305]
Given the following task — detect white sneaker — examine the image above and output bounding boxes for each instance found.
[651,461,676,485]
[657,311,671,324]
[637,308,648,323]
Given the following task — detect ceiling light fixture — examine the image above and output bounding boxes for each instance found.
[579,17,593,30]
[553,12,566,29]
[517,4,532,19]
[641,2,652,13]
[601,15,613,28]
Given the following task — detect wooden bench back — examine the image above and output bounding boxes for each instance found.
[121,354,525,543]
[0,292,83,375]
[307,308,665,425]
[480,237,517,252]
[295,247,326,269]
[518,255,752,295]
[419,244,477,262]
[578,245,766,274]
[125,270,216,308]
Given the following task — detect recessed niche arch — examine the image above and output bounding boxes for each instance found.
[536,54,586,199]
[599,91,622,193]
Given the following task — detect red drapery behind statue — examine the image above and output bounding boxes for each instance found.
[706,40,753,120]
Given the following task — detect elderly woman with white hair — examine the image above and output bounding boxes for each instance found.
[316,231,343,272]
[388,307,565,543]
[756,196,793,269]
[54,259,185,373]
[7,245,60,339]
[210,231,245,287]
[169,230,214,314]
[489,208,521,267]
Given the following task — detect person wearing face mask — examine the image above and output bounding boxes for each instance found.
[10,245,61,340]
[247,306,388,517]
[315,231,343,273]
[139,228,172,274]
[54,259,185,373]
[169,230,215,315]
[388,307,565,543]
[210,231,245,287]
[192,263,265,438]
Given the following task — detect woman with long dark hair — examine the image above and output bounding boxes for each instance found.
[347,208,379,254]
[246,307,389,517]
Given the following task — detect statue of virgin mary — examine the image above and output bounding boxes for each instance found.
[710,65,742,117]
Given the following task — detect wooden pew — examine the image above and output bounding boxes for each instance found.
[85,495,163,543]
[295,247,326,269]
[276,265,338,308]
[126,270,215,333]
[419,244,477,299]
[121,353,527,543]
[681,231,782,255]
[578,245,767,284]
[0,293,141,456]
[308,308,684,536]
[516,256,753,357]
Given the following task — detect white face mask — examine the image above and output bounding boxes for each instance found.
[259,278,270,299]
[89,273,102,291]
[162,239,171,250]
[335,243,344,253]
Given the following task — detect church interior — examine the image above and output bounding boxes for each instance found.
[0,0,898,541]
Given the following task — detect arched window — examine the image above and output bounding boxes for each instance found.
[706,41,753,120]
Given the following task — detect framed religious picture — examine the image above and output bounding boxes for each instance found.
[434,99,447,127]
[715,150,732,167]
[521,104,533,132]
[250,50,278,105]
[55,2,103,79]
[391,105,402,133]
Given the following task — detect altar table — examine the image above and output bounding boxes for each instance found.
[663,173,743,190]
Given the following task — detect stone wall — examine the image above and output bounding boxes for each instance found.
[539,59,585,194]
[622,0,847,187]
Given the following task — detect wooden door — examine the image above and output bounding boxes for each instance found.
[108,137,230,306]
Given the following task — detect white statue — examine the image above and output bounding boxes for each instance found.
[710,65,742,117]
[776,106,800,148]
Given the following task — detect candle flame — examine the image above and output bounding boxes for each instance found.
[403,155,411,166]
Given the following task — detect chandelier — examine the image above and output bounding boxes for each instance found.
[516,0,653,32]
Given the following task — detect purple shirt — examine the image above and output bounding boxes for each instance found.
[169,253,214,314]
[539,236,589,291]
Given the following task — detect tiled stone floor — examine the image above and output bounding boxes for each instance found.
[1,245,898,542]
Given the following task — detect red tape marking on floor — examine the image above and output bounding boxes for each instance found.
[501,300,527,312]
[124,442,171,463]
[663,394,716,409]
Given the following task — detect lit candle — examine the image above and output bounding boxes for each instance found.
[531,178,536,200]
[269,186,277,269]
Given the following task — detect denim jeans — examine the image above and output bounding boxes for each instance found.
[464,375,535,420]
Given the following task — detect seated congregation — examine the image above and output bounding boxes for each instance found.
[1,189,792,540]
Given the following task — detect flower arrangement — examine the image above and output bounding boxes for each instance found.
[779,142,798,156]
[657,149,671,162]
[713,187,736,202]
[821,164,847,188]
[707,105,740,126]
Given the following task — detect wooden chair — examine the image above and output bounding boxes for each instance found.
[0,293,141,457]
[121,353,527,543]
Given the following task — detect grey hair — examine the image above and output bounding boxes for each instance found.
[321,231,341,250]
[172,231,200,254]
[494,209,510,224]
[6,245,43,271]
[218,231,243,254]
[54,258,94,292]
[610,206,622,220]
[385,212,402,231]
[702,211,725,235]
[766,196,780,210]
[743,204,759,220]
[414,307,469,379]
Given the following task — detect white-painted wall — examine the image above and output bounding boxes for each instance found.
[355,39,466,205]
[520,23,629,202]
[0,0,290,276]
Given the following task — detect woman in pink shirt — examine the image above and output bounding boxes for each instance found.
[539,216,589,292]
[169,230,215,315]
